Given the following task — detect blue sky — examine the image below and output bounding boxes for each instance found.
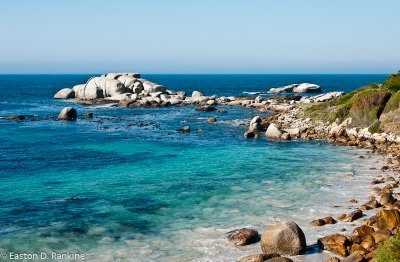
[0,0,399,74]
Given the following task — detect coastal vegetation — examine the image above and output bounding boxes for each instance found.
[304,71,400,134]
[376,232,400,262]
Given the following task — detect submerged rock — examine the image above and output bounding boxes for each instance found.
[58,107,77,121]
[227,228,259,246]
[260,220,306,256]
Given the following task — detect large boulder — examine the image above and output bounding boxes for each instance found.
[58,107,77,121]
[54,88,75,99]
[227,228,259,246]
[260,221,306,256]
[293,83,321,93]
[266,123,283,139]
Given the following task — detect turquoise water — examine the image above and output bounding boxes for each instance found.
[0,75,387,261]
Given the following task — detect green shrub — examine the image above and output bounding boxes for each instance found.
[368,121,383,133]
[382,71,400,92]
[376,233,400,262]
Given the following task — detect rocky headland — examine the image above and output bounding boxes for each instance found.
[41,71,400,261]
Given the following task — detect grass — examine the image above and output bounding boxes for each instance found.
[376,233,400,262]
[383,91,400,113]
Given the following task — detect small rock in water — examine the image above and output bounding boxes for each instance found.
[217,109,227,113]
[58,107,77,121]
[207,116,217,122]
[338,209,363,222]
[178,126,191,132]
[227,228,259,246]
[83,112,94,118]
[195,106,217,112]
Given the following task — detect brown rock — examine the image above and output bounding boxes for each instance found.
[324,216,337,225]
[310,219,326,226]
[376,208,400,231]
[338,209,363,222]
[372,229,392,244]
[325,257,340,262]
[381,165,389,171]
[317,234,352,257]
[217,109,227,113]
[350,244,368,256]
[238,253,280,262]
[266,258,293,262]
[360,234,376,251]
[363,250,377,261]
[227,228,259,246]
[351,225,375,239]
[380,193,396,206]
[341,251,364,262]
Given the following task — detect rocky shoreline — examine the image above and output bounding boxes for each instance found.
[16,73,400,261]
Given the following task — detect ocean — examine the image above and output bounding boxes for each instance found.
[0,74,388,261]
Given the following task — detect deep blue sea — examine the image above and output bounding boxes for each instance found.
[0,74,388,261]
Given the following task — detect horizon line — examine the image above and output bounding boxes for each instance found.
[0,72,392,76]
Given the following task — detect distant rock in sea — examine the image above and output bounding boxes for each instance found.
[267,83,321,94]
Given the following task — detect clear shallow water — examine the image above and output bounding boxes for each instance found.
[0,75,388,261]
